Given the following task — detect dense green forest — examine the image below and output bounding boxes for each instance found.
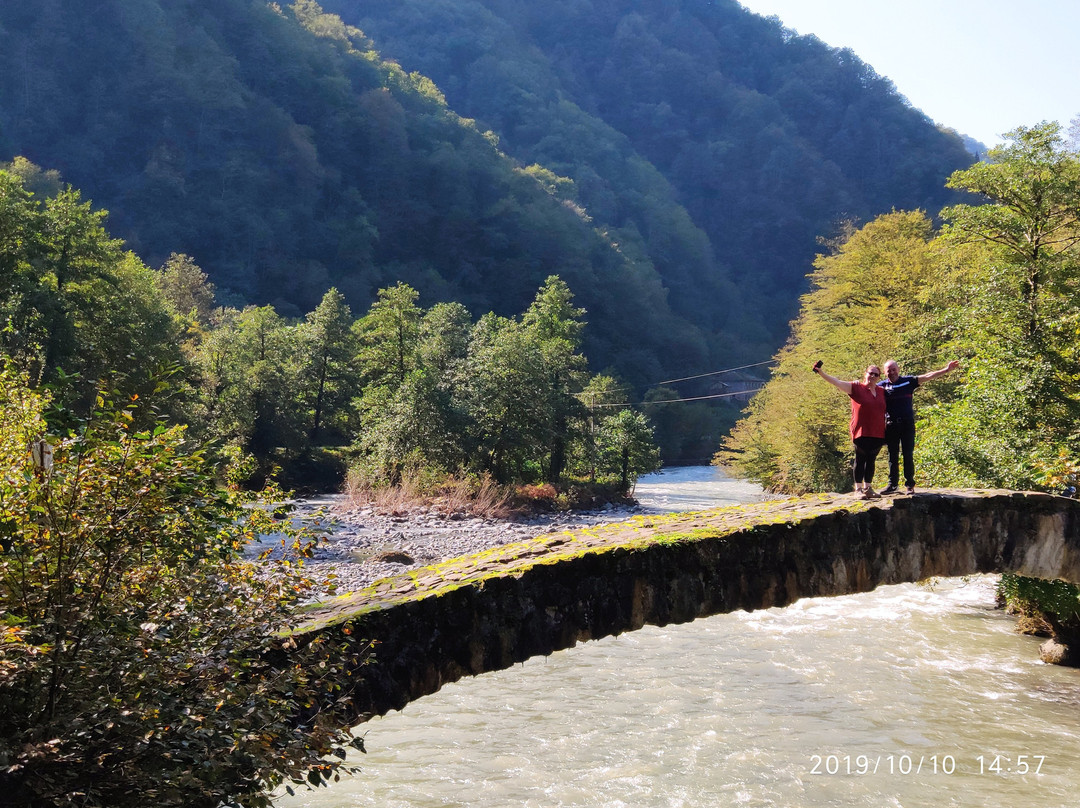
[0,161,662,495]
[0,0,975,406]
[720,123,1080,496]
[0,0,713,393]
[319,0,976,337]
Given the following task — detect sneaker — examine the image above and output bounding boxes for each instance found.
[905,485,915,495]
[880,485,898,495]
[862,488,881,500]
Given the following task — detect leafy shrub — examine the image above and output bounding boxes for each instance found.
[0,366,363,808]
[997,572,1080,625]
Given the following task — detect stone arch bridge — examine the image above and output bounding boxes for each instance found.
[294,490,1080,725]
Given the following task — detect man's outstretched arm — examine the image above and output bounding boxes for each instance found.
[916,360,960,383]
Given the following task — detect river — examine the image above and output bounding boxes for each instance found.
[276,467,1080,808]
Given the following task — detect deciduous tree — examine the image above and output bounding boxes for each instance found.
[598,409,661,493]
[296,287,358,445]
[917,123,1080,488]
[521,276,588,482]
[353,282,421,388]
[720,211,942,492]
[0,365,361,808]
[0,166,181,407]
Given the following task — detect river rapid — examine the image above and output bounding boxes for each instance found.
[276,467,1080,808]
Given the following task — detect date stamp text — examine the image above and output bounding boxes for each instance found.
[809,753,1047,776]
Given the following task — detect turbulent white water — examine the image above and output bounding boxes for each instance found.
[632,464,770,513]
[276,469,1080,808]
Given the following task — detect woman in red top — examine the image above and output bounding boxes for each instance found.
[812,360,887,499]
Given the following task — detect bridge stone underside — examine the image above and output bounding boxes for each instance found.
[296,490,1080,725]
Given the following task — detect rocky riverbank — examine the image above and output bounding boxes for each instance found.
[247,495,647,597]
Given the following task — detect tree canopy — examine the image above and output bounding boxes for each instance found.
[0,365,361,807]
[722,123,1080,495]
[0,0,975,391]
[319,0,974,340]
[0,169,182,409]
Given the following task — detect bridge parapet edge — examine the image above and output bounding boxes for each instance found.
[295,489,1080,725]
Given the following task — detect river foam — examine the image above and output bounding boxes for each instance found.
[275,468,1080,808]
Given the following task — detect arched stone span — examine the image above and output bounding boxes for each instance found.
[295,490,1080,725]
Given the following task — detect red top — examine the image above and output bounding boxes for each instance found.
[848,382,886,440]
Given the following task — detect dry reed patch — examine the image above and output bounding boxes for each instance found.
[343,471,514,518]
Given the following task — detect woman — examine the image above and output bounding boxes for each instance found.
[812,360,887,499]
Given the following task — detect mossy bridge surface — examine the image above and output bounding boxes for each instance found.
[293,489,1080,725]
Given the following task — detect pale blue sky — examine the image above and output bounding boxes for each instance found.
[736,0,1080,147]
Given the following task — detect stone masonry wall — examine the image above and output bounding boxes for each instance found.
[294,490,1080,726]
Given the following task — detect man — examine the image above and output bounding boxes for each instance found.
[878,358,960,494]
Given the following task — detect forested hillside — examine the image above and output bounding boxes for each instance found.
[0,0,973,386]
[0,0,713,387]
[319,0,976,337]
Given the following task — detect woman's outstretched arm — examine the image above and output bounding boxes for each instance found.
[812,360,853,395]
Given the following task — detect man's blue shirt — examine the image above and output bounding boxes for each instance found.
[878,374,920,423]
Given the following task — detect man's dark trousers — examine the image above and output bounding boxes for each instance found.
[886,418,917,488]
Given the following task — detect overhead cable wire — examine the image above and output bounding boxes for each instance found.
[650,358,777,387]
[575,357,778,400]
[587,389,762,409]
